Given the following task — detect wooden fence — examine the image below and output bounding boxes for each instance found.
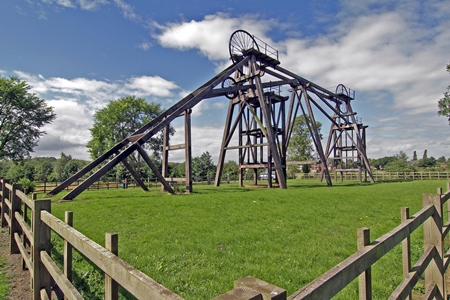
[1,178,449,299]
[298,171,450,182]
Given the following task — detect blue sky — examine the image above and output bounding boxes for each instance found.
[1,0,449,162]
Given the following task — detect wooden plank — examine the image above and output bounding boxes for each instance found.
[64,211,73,296]
[389,245,435,300]
[423,284,437,300]
[40,211,183,300]
[167,143,186,150]
[32,199,51,300]
[213,287,262,300]
[14,232,32,272]
[234,276,286,300]
[40,288,50,300]
[422,194,445,298]
[136,145,175,194]
[15,211,33,245]
[4,214,10,226]
[15,189,35,208]
[288,205,435,300]
[40,251,83,300]
[184,110,193,193]
[357,228,371,300]
[401,207,412,300]
[105,232,119,300]
[4,198,11,210]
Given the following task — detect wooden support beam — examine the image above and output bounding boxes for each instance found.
[135,144,175,194]
[184,109,193,193]
[121,158,149,191]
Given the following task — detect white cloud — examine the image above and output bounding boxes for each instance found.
[138,41,152,51]
[112,0,140,22]
[168,125,234,163]
[153,13,277,62]
[122,76,179,97]
[15,71,180,159]
[41,0,108,10]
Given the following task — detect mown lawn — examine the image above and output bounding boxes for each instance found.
[49,179,449,299]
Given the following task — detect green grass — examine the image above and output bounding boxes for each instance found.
[48,179,449,299]
[0,259,8,299]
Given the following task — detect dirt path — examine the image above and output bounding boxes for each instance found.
[0,227,32,299]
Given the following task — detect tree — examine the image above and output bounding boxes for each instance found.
[287,115,322,161]
[438,63,450,123]
[422,149,428,160]
[86,95,169,159]
[412,151,417,161]
[35,160,54,182]
[418,157,436,168]
[223,160,238,177]
[383,151,416,172]
[192,151,215,180]
[0,76,56,160]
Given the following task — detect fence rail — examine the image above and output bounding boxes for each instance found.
[1,178,450,299]
[297,171,450,181]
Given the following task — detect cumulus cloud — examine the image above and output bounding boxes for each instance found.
[122,76,179,97]
[16,71,180,159]
[153,13,277,62]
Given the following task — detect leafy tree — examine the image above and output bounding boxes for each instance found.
[35,160,54,182]
[418,157,436,168]
[63,160,84,181]
[192,151,215,180]
[0,76,56,160]
[86,95,169,160]
[422,149,428,160]
[222,160,238,177]
[370,156,396,170]
[170,162,186,178]
[287,164,299,179]
[51,152,72,181]
[437,156,446,164]
[438,63,450,123]
[383,151,416,172]
[287,115,322,161]
[412,151,417,161]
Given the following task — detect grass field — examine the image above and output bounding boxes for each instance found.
[48,179,449,299]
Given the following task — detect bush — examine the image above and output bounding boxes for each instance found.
[18,177,36,194]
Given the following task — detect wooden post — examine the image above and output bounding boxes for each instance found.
[401,207,411,300]
[10,184,22,254]
[32,199,51,300]
[422,193,445,299]
[105,232,119,300]
[358,228,372,300]
[1,179,9,227]
[185,109,193,193]
[64,210,73,300]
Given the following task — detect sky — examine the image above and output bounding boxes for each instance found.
[1,0,449,163]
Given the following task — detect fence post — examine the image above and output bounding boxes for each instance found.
[32,199,51,300]
[64,210,73,300]
[1,179,10,227]
[401,207,412,300]
[105,232,119,300]
[422,193,445,298]
[10,183,22,254]
[358,228,372,300]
